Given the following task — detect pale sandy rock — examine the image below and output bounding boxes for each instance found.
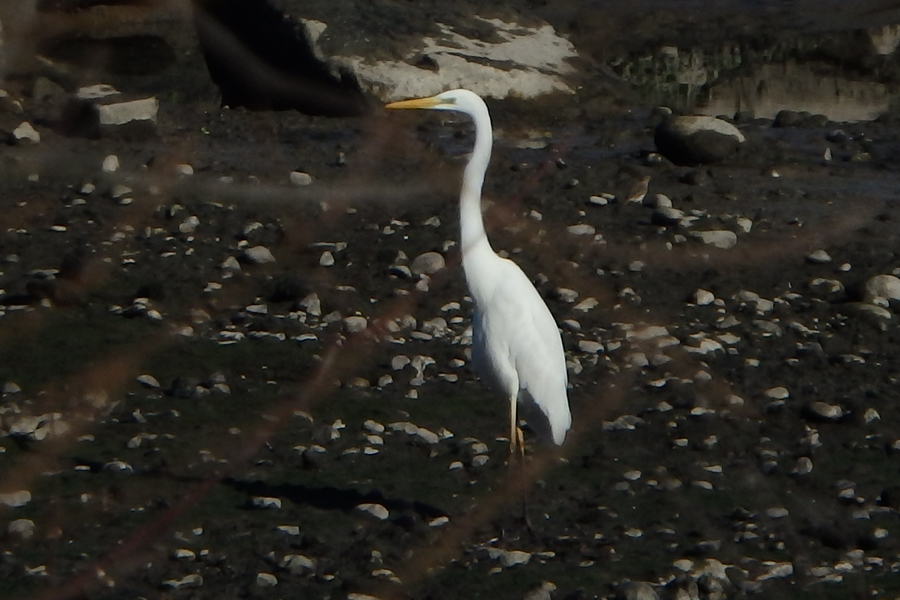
[98,97,158,126]
[411,252,445,275]
[13,121,39,143]
[356,503,389,520]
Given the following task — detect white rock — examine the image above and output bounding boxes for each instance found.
[222,256,241,271]
[319,251,335,266]
[110,184,132,198]
[673,559,694,572]
[865,274,900,304]
[243,246,276,264]
[136,374,160,388]
[645,193,672,208]
[690,230,737,249]
[282,554,316,574]
[8,518,35,539]
[556,288,578,303]
[684,338,723,355]
[792,457,813,475]
[364,419,385,434]
[344,316,368,333]
[173,548,196,560]
[651,206,686,226]
[567,224,595,235]
[411,251,445,275]
[652,116,746,143]
[806,249,832,264]
[162,574,203,589]
[764,386,790,400]
[852,302,891,321]
[626,325,670,341]
[736,216,753,232]
[809,278,844,296]
[101,155,119,173]
[757,562,793,581]
[290,171,313,186]
[252,496,282,509]
[351,17,578,101]
[578,340,603,353]
[256,572,278,587]
[9,415,53,440]
[391,355,411,370]
[2,382,22,394]
[488,548,531,567]
[693,289,715,305]
[300,293,321,316]
[98,97,158,126]
[76,84,120,99]
[13,121,40,143]
[573,297,598,312]
[175,163,193,176]
[356,503,389,520]
[807,401,845,421]
[245,304,268,315]
[179,216,200,233]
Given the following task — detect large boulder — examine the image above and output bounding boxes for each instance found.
[654,115,746,165]
[270,0,581,101]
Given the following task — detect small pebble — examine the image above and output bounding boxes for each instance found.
[290,171,313,186]
[693,289,715,305]
[764,386,789,400]
[806,249,832,264]
[136,374,161,388]
[356,503,389,520]
[102,155,119,173]
[243,246,276,264]
[8,518,35,539]
[567,224,595,235]
[13,122,40,143]
[411,252,445,275]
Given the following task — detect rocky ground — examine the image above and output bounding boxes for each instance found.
[4,3,900,600]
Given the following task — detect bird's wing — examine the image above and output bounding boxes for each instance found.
[475,259,572,444]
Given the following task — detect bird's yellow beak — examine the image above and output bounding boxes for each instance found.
[385,96,442,110]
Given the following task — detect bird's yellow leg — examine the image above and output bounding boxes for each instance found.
[509,394,518,457]
[516,426,525,459]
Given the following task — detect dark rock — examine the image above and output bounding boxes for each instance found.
[651,206,685,226]
[193,0,368,115]
[267,275,309,303]
[654,116,745,166]
[680,169,712,186]
[774,110,806,128]
[169,377,202,399]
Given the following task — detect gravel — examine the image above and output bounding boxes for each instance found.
[3,9,900,600]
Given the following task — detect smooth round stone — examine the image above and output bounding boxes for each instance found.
[806,249,832,264]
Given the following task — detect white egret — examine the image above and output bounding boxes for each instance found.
[386,89,572,454]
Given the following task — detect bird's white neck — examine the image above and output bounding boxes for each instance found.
[459,99,494,261]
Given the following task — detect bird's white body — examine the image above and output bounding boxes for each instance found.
[387,89,572,448]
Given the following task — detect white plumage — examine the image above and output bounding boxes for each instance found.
[386,89,572,453]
